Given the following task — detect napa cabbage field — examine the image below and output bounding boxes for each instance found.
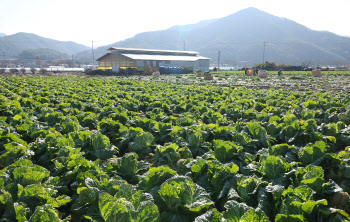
[1,76,350,221]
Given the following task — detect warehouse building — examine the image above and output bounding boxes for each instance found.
[97,47,210,74]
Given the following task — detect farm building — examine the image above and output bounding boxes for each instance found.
[97,47,210,74]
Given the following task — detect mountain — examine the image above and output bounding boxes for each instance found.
[18,48,69,61]
[79,7,350,66]
[0,32,89,59]
[0,33,6,37]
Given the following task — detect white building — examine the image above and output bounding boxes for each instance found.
[97,47,210,74]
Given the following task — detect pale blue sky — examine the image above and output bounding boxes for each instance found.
[1,0,349,46]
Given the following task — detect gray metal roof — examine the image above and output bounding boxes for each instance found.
[108,47,199,55]
[120,53,210,61]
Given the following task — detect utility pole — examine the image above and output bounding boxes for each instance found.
[218,50,220,71]
[72,54,74,68]
[262,41,266,64]
[183,40,186,51]
[2,52,6,67]
[91,40,95,67]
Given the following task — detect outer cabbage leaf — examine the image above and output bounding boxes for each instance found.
[13,165,49,186]
[14,202,27,222]
[158,176,213,214]
[275,214,306,222]
[266,122,282,136]
[99,185,159,222]
[160,211,190,222]
[195,209,223,222]
[233,133,251,147]
[62,118,80,133]
[283,121,300,143]
[158,182,181,212]
[91,132,110,149]
[78,187,99,205]
[29,204,60,222]
[99,194,132,222]
[128,131,154,158]
[302,199,328,215]
[18,184,64,211]
[0,144,28,169]
[246,122,268,146]
[153,143,190,168]
[261,156,286,179]
[116,153,140,182]
[325,123,339,136]
[239,208,269,222]
[268,144,290,156]
[299,141,326,165]
[237,176,260,205]
[90,132,116,160]
[223,200,251,222]
[187,131,204,147]
[145,166,177,192]
[283,114,298,124]
[105,152,148,184]
[295,166,325,192]
[301,119,317,132]
[207,161,239,196]
[213,140,240,163]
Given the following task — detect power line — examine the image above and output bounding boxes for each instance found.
[1,40,349,46]
[0,40,310,45]
[0,40,89,44]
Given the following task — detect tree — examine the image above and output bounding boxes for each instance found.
[301,61,311,69]
[252,61,277,71]
[39,68,47,74]
[30,68,36,74]
[20,68,26,74]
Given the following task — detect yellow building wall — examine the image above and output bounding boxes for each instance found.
[98,53,136,68]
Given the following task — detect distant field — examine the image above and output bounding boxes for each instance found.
[116,72,350,94]
[210,70,350,75]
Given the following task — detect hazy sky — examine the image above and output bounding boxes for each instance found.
[1,0,349,47]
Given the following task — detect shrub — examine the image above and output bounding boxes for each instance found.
[39,68,48,74]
